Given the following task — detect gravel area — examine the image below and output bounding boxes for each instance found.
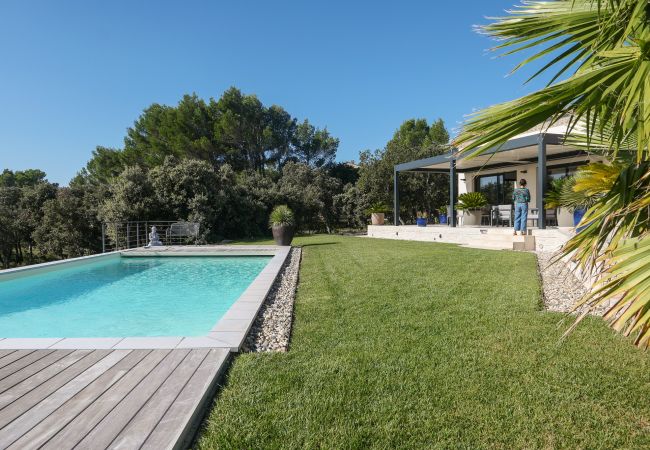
[242,247,302,352]
[536,251,605,316]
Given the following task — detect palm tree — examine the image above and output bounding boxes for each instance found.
[453,0,650,347]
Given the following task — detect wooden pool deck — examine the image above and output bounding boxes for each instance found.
[0,348,229,449]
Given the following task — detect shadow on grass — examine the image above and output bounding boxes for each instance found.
[297,242,339,248]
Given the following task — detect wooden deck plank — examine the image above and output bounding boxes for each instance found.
[0,350,109,429]
[7,350,151,450]
[0,350,126,445]
[0,350,52,379]
[0,350,74,397]
[108,349,209,449]
[40,349,171,450]
[0,347,230,450]
[0,351,31,371]
[73,349,191,450]
[0,351,17,362]
[0,350,91,410]
[142,348,230,450]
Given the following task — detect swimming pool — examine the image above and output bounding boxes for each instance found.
[0,254,271,338]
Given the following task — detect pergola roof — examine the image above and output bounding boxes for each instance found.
[395,132,588,174]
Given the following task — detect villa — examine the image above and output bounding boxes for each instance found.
[369,120,606,251]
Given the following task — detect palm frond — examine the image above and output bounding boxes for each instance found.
[456,0,650,348]
[455,0,650,162]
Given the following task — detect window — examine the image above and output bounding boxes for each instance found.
[474,171,517,205]
[547,163,584,186]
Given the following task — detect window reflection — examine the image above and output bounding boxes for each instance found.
[474,171,516,205]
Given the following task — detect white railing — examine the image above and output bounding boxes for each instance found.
[101,221,200,252]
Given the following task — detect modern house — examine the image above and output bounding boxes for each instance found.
[369,121,605,251]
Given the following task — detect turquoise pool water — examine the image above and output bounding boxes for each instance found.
[0,256,270,338]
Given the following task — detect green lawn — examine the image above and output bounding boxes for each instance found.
[197,235,650,449]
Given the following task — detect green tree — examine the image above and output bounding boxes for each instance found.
[80,147,125,184]
[0,187,21,268]
[453,0,650,347]
[34,188,100,260]
[123,94,217,167]
[82,87,334,176]
[291,119,339,168]
[0,169,47,187]
[277,162,343,232]
[358,118,449,222]
[149,158,220,239]
[99,166,157,223]
[333,183,368,229]
[16,181,58,262]
[213,87,273,171]
[329,162,360,185]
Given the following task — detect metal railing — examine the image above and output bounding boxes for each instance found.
[101,221,201,252]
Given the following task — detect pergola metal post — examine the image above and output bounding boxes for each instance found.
[537,137,547,229]
[393,169,400,226]
[449,158,457,227]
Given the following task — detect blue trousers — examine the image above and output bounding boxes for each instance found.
[514,203,528,231]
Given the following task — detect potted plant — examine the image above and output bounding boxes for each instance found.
[438,205,448,224]
[456,192,488,226]
[416,211,428,227]
[269,205,295,246]
[545,177,573,227]
[366,202,389,225]
[545,176,593,229]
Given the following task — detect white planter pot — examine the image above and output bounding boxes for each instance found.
[371,213,385,225]
[557,208,573,227]
[462,210,481,226]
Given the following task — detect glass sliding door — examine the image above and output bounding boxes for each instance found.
[475,171,517,205]
[502,171,517,205]
[477,175,499,205]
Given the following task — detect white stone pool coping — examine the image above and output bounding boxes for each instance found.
[0,245,291,352]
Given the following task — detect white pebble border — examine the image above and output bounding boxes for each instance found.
[536,251,606,316]
[242,247,302,352]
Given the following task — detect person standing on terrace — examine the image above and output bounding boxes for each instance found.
[513,179,530,236]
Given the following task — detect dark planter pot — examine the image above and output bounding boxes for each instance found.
[272,225,294,246]
[573,208,587,232]
[416,218,427,227]
[438,214,447,224]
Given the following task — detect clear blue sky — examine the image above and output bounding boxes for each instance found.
[0,0,546,185]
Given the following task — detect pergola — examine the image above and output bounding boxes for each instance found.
[393,132,588,229]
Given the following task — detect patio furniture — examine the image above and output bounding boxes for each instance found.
[491,205,499,226]
[480,206,492,226]
[528,208,539,228]
[545,208,558,226]
[528,208,558,227]
[495,204,513,227]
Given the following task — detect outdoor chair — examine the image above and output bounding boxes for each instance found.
[528,208,558,227]
[480,206,492,226]
[490,205,499,226]
[166,222,200,244]
[545,208,558,226]
[495,204,513,227]
[528,208,539,228]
